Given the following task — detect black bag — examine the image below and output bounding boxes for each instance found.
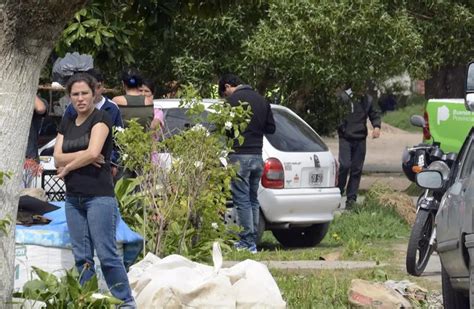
[17,196,59,226]
[52,52,94,86]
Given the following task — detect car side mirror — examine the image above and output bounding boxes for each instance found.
[465,61,474,112]
[410,115,425,128]
[416,170,443,190]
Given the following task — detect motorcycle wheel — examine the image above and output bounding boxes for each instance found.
[406,209,435,276]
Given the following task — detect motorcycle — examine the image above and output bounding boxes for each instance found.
[402,115,456,276]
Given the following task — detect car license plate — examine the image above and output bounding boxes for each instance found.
[309,172,323,185]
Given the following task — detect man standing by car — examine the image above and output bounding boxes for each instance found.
[219,73,276,254]
[337,87,381,209]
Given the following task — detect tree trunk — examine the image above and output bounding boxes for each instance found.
[0,1,87,306]
[425,64,465,99]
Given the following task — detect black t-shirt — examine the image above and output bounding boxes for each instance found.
[58,109,114,197]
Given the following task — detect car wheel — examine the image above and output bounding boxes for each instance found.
[272,222,330,248]
[441,265,468,308]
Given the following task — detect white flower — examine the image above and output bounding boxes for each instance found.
[194,161,203,169]
[191,124,205,131]
[191,124,210,136]
[211,222,218,229]
[122,153,129,161]
[224,121,232,130]
[91,293,107,300]
[229,112,235,118]
[219,157,228,168]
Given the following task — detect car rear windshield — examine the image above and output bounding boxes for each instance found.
[266,108,327,152]
[164,108,211,134]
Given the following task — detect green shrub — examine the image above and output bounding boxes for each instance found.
[115,85,251,261]
[13,267,121,308]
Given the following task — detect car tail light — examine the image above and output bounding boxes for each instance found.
[262,158,284,189]
[423,110,431,140]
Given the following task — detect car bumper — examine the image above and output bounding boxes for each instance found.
[258,187,341,224]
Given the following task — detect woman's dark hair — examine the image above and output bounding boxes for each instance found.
[142,79,155,95]
[218,73,243,97]
[121,68,143,89]
[66,73,97,96]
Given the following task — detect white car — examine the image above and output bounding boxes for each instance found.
[38,99,342,247]
[156,99,341,247]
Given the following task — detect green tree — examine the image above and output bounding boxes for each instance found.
[399,0,474,98]
[242,0,422,133]
[55,0,474,130]
[131,2,266,96]
[54,1,146,83]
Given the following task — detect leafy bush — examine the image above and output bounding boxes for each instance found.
[114,177,142,233]
[115,86,251,260]
[13,267,121,308]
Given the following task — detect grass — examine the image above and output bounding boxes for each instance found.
[220,186,432,307]
[404,182,424,196]
[383,102,425,132]
[272,266,439,308]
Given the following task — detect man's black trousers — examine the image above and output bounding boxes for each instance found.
[337,137,366,202]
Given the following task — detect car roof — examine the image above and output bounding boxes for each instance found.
[153,98,288,112]
[153,98,218,109]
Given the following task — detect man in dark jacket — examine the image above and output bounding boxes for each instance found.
[337,88,381,208]
[219,73,276,254]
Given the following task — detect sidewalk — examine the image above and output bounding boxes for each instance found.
[223,260,381,271]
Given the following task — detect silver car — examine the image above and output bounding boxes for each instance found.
[416,127,474,307]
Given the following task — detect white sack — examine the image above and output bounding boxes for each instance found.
[128,242,286,308]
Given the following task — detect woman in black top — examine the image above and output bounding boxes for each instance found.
[54,73,136,308]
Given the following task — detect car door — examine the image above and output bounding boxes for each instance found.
[436,128,474,276]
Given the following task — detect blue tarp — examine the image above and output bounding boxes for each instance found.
[15,202,143,268]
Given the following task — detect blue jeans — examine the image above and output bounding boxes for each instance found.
[65,196,135,306]
[229,154,264,248]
